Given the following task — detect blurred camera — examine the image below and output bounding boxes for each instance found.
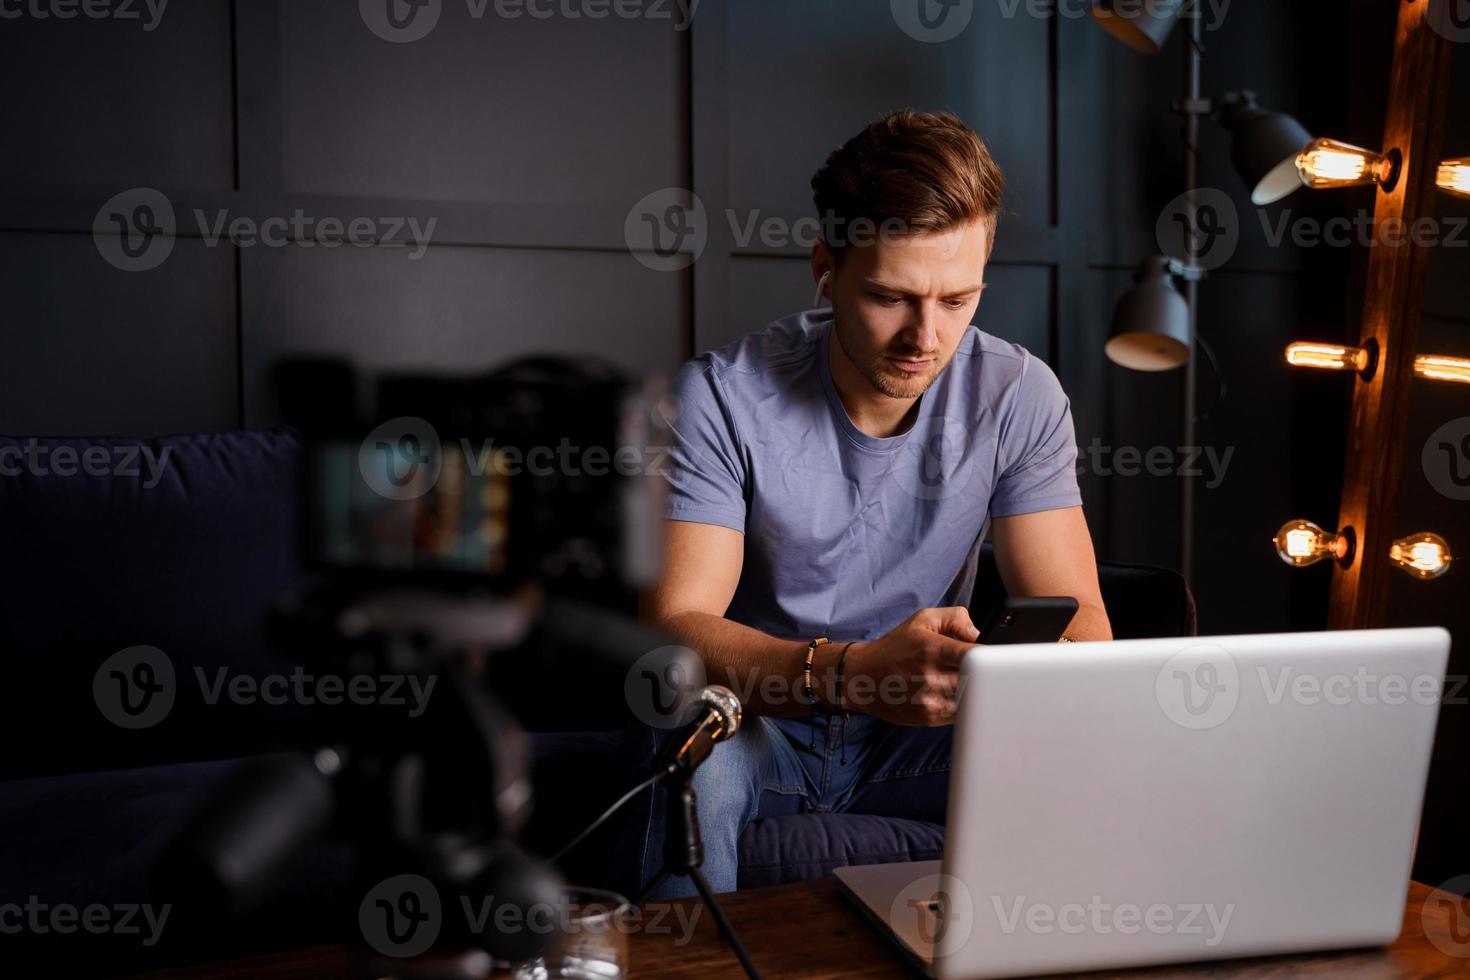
[277,354,669,604]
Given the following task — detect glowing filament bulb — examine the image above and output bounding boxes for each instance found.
[1286,342,1369,373]
[1286,344,1470,385]
[1297,139,1394,190]
[1274,519,1349,568]
[1414,355,1470,385]
[1438,159,1470,200]
[1390,533,1453,580]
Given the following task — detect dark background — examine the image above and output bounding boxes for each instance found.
[0,0,1465,884]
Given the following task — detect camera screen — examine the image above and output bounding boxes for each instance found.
[309,436,513,576]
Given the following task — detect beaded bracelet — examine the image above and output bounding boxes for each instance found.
[803,637,829,749]
[802,637,829,705]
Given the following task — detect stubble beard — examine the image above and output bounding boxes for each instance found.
[833,319,946,400]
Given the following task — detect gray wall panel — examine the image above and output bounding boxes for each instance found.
[246,244,684,424]
[279,0,685,204]
[972,263,1050,361]
[0,1,234,191]
[0,233,237,437]
[718,256,815,352]
[724,0,1050,228]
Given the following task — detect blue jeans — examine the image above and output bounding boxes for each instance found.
[614,712,952,899]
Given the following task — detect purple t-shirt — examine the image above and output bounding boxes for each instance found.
[666,309,1082,642]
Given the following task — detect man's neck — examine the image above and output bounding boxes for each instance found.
[826,327,921,439]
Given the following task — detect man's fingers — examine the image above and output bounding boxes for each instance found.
[934,635,977,668]
[921,677,960,724]
[926,606,980,643]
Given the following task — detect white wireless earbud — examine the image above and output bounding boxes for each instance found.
[813,271,832,308]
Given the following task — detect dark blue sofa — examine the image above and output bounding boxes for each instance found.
[0,428,1194,975]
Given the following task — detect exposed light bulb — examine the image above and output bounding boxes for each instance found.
[1286,342,1370,373]
[1285,343,1470,386]
[1297,138,1397,191]
[1274,519,1351,568]
[1414,355,1470,385]
[1438,159,1470,200]
[1390,533,1453,580]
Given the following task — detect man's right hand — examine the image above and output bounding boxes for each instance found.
[843,607,981,727]
[653,521,984,723]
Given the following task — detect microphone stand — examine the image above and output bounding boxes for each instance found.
[551,686,760,979]
[634,767,764,980]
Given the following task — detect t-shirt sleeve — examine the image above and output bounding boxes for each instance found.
[663,359,749,533]
[989,353,1083,518]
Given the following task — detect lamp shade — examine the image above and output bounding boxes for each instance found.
[1219,100,1314,205]
[1105,256,1191,371]
[1089,0,1185,54]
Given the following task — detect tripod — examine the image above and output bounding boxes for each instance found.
[163,590,566,974]
[633,768,763,980]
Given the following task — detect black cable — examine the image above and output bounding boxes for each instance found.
[1194,330,1228,423]
[549,767,670,864]
[551,762,765,980]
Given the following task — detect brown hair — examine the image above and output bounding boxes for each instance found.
[810,109,1005,261]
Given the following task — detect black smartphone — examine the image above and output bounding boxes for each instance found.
[978,596,1080,645]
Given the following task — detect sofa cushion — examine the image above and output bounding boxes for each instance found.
[0,755,354,975]
[736,814,944,890]
[0,429,312,779]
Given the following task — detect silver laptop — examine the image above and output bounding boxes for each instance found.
[835,628,1449,979]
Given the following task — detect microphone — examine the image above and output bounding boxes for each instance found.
[657,685,743,775]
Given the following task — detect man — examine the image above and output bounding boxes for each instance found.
[624,109,1111,900]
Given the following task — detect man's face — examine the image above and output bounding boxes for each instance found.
[825,220,989,400]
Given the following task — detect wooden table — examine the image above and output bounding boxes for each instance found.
[126,879,1470,979]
